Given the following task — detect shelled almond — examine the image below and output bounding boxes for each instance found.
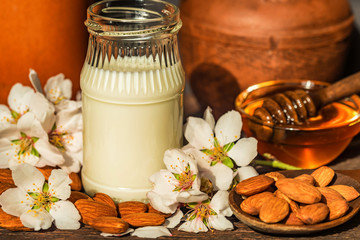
[236,167,360,225]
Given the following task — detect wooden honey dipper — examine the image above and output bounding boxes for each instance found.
[253,72,360,125]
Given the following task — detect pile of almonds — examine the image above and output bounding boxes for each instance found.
[235,166,360,225]
[0,167,171,233]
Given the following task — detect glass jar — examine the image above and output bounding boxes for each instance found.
[81,0,185,202]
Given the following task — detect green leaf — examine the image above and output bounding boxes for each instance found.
[222,157,234,169]
[51,123,57,131]
[42,182,49,193]
[31,137,39,143]
[11,139,21,144]
[50,196,59,202]
[223,142,235,152]
[20,132,27,138]
[191,174,197,181]
[32,205,40,210]
[173,173,180,180]
[187,202,198,208]
[45,205,50,212]
[213,138,220,148]
[31,147,40,157]
[188,214,196,221]
[209,209,217,216]
[210,161,218,166]
[28,192,39,200]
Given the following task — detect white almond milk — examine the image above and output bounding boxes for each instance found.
[80,56,184,202]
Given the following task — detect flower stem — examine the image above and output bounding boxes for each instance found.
[255,160,302,170]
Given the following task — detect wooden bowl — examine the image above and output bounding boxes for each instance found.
[229,170,360,235]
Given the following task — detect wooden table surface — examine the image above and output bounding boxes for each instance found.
[1,95,360,239]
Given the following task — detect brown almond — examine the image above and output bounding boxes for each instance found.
[36,166,53,179]
[240,192,274,215]
[75,199,118,224]
[0,169,14,184]
[68,191,92,204]
[265,172,286,181]
[284,212,304,226]
[311,166,335,187]
[297,203,329,224]
[147,203,172,218]
[259,197,289,223]
[276,178,322,204]
[121,213,165,227]
[327,199,349,221]
[88,217,129,234]
[118,201,148,216]
[93,193,116,210]
[0,182,16,195]
[235,175,274,196]
[0,207,32,231]
[294,174,315,186]
[328,185,360,202]
[274,190,299,213]
[317,187,345,204]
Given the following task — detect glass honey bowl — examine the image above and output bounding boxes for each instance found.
[235,79,360,169]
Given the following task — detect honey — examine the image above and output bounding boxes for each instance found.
[236,80,360,169]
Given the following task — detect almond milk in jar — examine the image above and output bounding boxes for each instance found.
[80,0,184,202]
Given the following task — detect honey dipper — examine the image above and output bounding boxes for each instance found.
[253,72,360,125]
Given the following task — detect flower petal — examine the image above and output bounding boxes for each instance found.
[48,169,72,200]
[163,148,198,175]
[0,138,17,168]
[200,163,234,191]
[210,190,230,214]
[214,110,242,146]
[146,191,178,214]
[236,166,259,181]
[17,112,48,139]
[35,138,65,167]
[12,163,45,193]
[58,150,82,173]
[149,170,178,194]
[101,228,134,237]
[8,83,35,115]
[49,200,81,230]
[44,73,72,104]
[208,215,233,231]
[176,189,208,203]
[203,107,215,130]
[131,226,172,238]
[227,137,258,166]
[20,209,53,231]
[178,218,208,233]
[164,208,183,228]
[29,93,56,133]
[184,117,214,150]
[55,102,82,132]
[0,188,33,216]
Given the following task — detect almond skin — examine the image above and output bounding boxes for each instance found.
[0,182,16,195]
[317,187,345,204]
[240,192,274,215]
[311,166,335,187]
[68,191,92,204]
[93,193,116,210]
[265,172,286,181]
[259,197,289,223]
[88,217,129,234]
[329,185,360,202]
[121,213,165,227]
[75,199,118,224]
[0,208,32,231]
[274,190,299,213]
[118,201,148,217]
[327,199,349,221]
[235,175,274,196]
[0,169,14,184]
[294,174,315,186]
[284,212,304,226]
[276,178,322,204]
[297,203,329,224]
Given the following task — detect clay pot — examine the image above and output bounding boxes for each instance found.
[180,0,354,118]
[0,1,91,104]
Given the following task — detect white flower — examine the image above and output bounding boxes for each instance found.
[184,107,258,190]
[147,149,208,214]
[0,112,64,169]
[178,190,233,233]
[49,101,83,173]
[0,163,80,230]
[44,73,72,105]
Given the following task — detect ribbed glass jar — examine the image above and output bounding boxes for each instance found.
[80,0,184,202]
